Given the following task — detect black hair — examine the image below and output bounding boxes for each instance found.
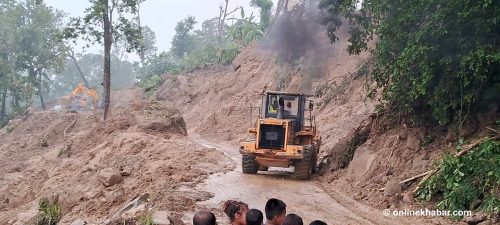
[223,200,249,222]
[282,214,303,225]
[193,210,217,225]
[309,220,327,225]
[246,209,264,225]
[265,198,286,220]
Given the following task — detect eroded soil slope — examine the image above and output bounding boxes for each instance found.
[0,96,232,224]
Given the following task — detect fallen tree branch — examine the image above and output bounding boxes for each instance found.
[379,136,499,192]
[378,170,436,191]
[413,169,437,193]
[485,127,499,134]
[399,170,435,184]
[454,136,499,157]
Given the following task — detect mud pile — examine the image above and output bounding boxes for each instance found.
[0,93,232,224]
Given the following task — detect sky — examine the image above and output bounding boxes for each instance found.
[44,0,273,62]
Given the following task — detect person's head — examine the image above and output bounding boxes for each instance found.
[246,209,264,225]
[309,220,327,225]
[286,102,292,108]
[282,214,303,225]
[193,210,217,225]
[223,200,249,225]
[265,198,286,225]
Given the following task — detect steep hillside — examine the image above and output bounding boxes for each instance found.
[156,23,373,147]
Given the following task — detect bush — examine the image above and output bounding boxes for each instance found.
[139,75,164,96]
[138,213,154,225]
[37,198,61,225]
[415,139,500,218]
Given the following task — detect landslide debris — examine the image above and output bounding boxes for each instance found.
[0,95,233,224]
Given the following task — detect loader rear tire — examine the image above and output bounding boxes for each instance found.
[242,155,259,174]
[294,146,314,179]
[311,149,318,174]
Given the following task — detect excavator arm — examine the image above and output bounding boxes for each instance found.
[68,83,100,111]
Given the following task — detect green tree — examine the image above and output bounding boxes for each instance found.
[16,0,67,110]
[135,52,179,80]
[228,9,263,47]
[171,16,197,58]
[250,0,273,30]
[0,0,16,123]
[0,0,65,118]
[137,26,157,61]
[194,18,220,48]
[320,0,500,126]
[63,0,144,120]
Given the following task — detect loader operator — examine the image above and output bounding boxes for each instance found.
[277,97,292,119]
[285,102,292,117]
[269,97,278,114]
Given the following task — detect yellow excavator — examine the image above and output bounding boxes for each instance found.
[59,83,100,111]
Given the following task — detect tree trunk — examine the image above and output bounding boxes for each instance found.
[14,94,19,108]
[69,49,90,87]
[137,2,145,65]
[103,0,112,120]
[38,74,45,110]
[0,89,6,122]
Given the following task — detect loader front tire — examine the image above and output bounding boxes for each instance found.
[294,146,314,179]
[242,154,259,174]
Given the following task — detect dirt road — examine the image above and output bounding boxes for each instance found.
[187,135,426,225]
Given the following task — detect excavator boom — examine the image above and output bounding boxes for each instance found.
[60,83,99,111]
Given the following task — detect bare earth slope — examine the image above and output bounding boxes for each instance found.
[0,96,232,225]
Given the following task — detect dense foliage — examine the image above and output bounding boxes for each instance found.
[415,139,500,216]
[320,0,500,126]
[171,16,197,58]
[137,1,272,91]
[0,0,66,125]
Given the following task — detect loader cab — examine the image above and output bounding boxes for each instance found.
[262,92,305,119]
[261,91,311,134]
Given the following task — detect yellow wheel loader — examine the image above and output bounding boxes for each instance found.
[239,91,321,179]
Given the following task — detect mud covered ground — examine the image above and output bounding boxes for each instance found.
[0,98,233,224]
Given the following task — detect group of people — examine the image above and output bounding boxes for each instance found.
[193,198,327,225]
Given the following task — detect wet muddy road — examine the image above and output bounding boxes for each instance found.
[186,136,432,225]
